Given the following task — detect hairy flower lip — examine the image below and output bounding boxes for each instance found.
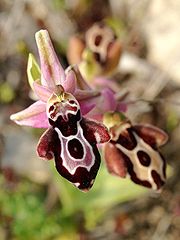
[37,102,110,191]
[103,113,168,190]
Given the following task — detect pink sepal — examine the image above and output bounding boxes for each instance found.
[35,30,66,89]
[63,69,77,94]
[10,100,49,128]
[74,89,99,101]
[86,88,117,120]
[33,81,52,102]
[79,101,96,115]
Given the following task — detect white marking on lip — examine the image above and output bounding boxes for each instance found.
[55,121,95,175]
[116,132,165,190]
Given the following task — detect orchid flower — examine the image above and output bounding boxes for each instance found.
[67,22,122,81]
[10,30,110,191]
[103,112,168,190]
[10,29,168,192]
[67,22,126,118]
[10,30,99,128]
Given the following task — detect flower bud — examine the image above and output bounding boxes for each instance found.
[67,23,122,81]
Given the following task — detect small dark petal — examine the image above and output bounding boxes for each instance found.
[37,127,58,160]
[104,142,127,178]
[133,124,168,148]
[81,117,110,144]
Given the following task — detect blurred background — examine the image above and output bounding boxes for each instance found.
[0,0,180,239]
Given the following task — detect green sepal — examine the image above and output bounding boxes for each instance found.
[103,111,128,129]
[79,49,101,82]
[27,53,41,89]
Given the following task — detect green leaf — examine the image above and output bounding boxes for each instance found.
[27,53,41,89]
[51,161,148,229]
[50,161,173,231]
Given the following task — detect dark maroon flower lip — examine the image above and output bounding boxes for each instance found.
[10,29,112,191]
[37,89,110,191]
[103,113,168,191]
